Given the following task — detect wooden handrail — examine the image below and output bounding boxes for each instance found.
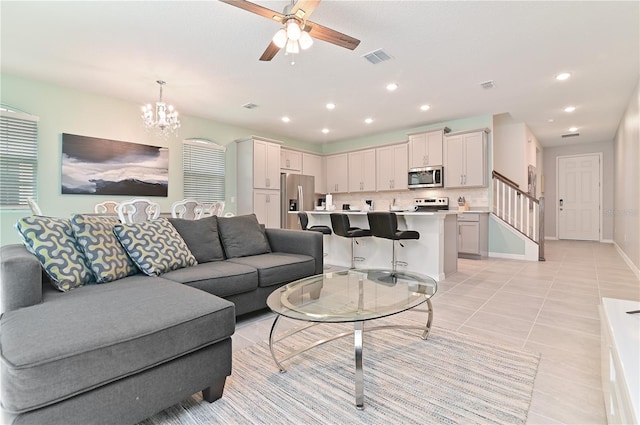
[492,170,538,203]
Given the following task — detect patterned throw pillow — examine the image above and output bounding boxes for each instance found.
[71,214,139,283]
[15,216,95,292]
[113,218,197,276]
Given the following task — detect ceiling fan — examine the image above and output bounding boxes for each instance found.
[219,0,360,61]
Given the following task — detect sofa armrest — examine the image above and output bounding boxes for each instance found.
[265,229,323,274]
[1,244,43,314]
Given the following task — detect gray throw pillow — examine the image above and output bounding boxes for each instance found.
[168,216,225,263]
[217,214,271,259]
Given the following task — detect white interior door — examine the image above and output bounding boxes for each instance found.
[558,154,600,240]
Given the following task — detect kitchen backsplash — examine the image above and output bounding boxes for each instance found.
[329,187,489,211]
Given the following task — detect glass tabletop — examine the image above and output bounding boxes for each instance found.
[267,269,437,323]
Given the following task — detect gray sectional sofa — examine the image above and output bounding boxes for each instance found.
[0,213,322,425]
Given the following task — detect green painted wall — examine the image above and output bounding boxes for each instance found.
[0,73,318,245]
[488,216,526,254]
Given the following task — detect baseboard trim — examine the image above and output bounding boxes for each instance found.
[613,242,640,280]
[488,252,527,261]
[601,239,614,244]
[544,236,559,241]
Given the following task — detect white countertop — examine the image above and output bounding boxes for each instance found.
[301,210,460,216]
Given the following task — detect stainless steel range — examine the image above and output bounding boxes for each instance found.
[413,197,449,212]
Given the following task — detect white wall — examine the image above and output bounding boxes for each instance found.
[613,79,640,275]
[543,141,615,241]
[493,114,527,189]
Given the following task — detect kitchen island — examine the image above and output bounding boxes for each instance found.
[304,210,458,281]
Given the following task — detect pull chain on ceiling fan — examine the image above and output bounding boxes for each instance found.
[219,0,360,62]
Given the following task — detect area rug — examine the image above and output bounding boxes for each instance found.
[141,316,539,424]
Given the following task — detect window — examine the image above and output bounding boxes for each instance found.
[182,139,225,202]
[0,108,39,209]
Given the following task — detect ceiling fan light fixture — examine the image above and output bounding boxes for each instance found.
[272,28,287,48]
[299,30,313,50]
[285,19,301,41]
[285,38,299,54]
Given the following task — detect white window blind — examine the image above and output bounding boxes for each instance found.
[183,139,225,202]
[0,109,39,209]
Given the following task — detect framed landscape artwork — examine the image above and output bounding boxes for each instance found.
[61,133,168,196]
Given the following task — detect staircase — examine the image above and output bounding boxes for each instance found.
[491,171,545,261]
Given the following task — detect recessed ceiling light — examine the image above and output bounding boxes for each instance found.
[386,83,398,91]
[364,118,373,124]
[564,106,576,113]
[326,103,336,110]
[547,118,555,123]
[556,72,572,81]
[322,128,330,134]
[281,116,290,123]
[420,104,431,111]
[569,126,578,132]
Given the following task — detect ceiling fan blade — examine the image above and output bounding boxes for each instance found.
[290,0,321,20]
[259,41,281,61]
[305,22,360,50]
[218,0,284,22]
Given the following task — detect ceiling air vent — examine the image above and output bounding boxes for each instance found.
[480,80,495,89]
[242,102,259,109]
[562,133,580,138]
[363,49,392,65]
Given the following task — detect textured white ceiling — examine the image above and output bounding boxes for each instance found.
[1,1,638,147]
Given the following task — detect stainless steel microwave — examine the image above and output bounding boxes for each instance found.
[408,166,443,189]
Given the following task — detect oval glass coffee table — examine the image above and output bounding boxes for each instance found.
[266,268,437,409]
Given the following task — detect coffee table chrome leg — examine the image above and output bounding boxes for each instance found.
[421,298,434,340]
[354,321,364,410]
[269,315,286,373]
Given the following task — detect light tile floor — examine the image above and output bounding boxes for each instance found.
[233,240,640,424]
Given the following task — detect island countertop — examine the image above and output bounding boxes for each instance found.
[300,209,458,281]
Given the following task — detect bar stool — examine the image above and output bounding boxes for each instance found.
[330,213,372,269]
[367,212,420,273]
[298,212,332,269]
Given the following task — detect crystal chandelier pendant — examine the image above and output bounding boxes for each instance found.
[141,80,181,137]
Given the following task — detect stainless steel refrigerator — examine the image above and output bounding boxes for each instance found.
[280,173,315,229]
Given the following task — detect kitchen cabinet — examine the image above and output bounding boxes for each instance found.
[457,212,488,259]
[280,148,302,172]
[348,149,376,192]
[376,143,408,191]
[236,137,282,226]
[253,189,280,228]
[444,129,488,188]
[302,152,325,193]
[408,128,448,168]
[325,153,348,193]
[250,138,281,189]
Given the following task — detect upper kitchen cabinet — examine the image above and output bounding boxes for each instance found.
[348,149,376,192]
[302,152,325,194]
[376,143,408,191]
[325,153,348,193]
[408,128,450,168]
[280,148,302,172]
[444,129,489,188]
[236,137,281,190]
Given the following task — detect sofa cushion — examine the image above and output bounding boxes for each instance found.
[0,276,235,413]
[114,218,197,276]
[217,214,271,259]
[227,253,316,287]
[70,214,139,283]
[168,216,225,263]
[162,261,259,298]
[15,216,94,291]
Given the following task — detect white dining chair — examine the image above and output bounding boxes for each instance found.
[171,199,204,220]
[202,201,225,217]
[94,201,119,214]
[116,198,161,224]
[27,197,43,215]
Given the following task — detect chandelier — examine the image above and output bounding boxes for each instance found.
[272,17,313,56]
[141,80,180,135]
